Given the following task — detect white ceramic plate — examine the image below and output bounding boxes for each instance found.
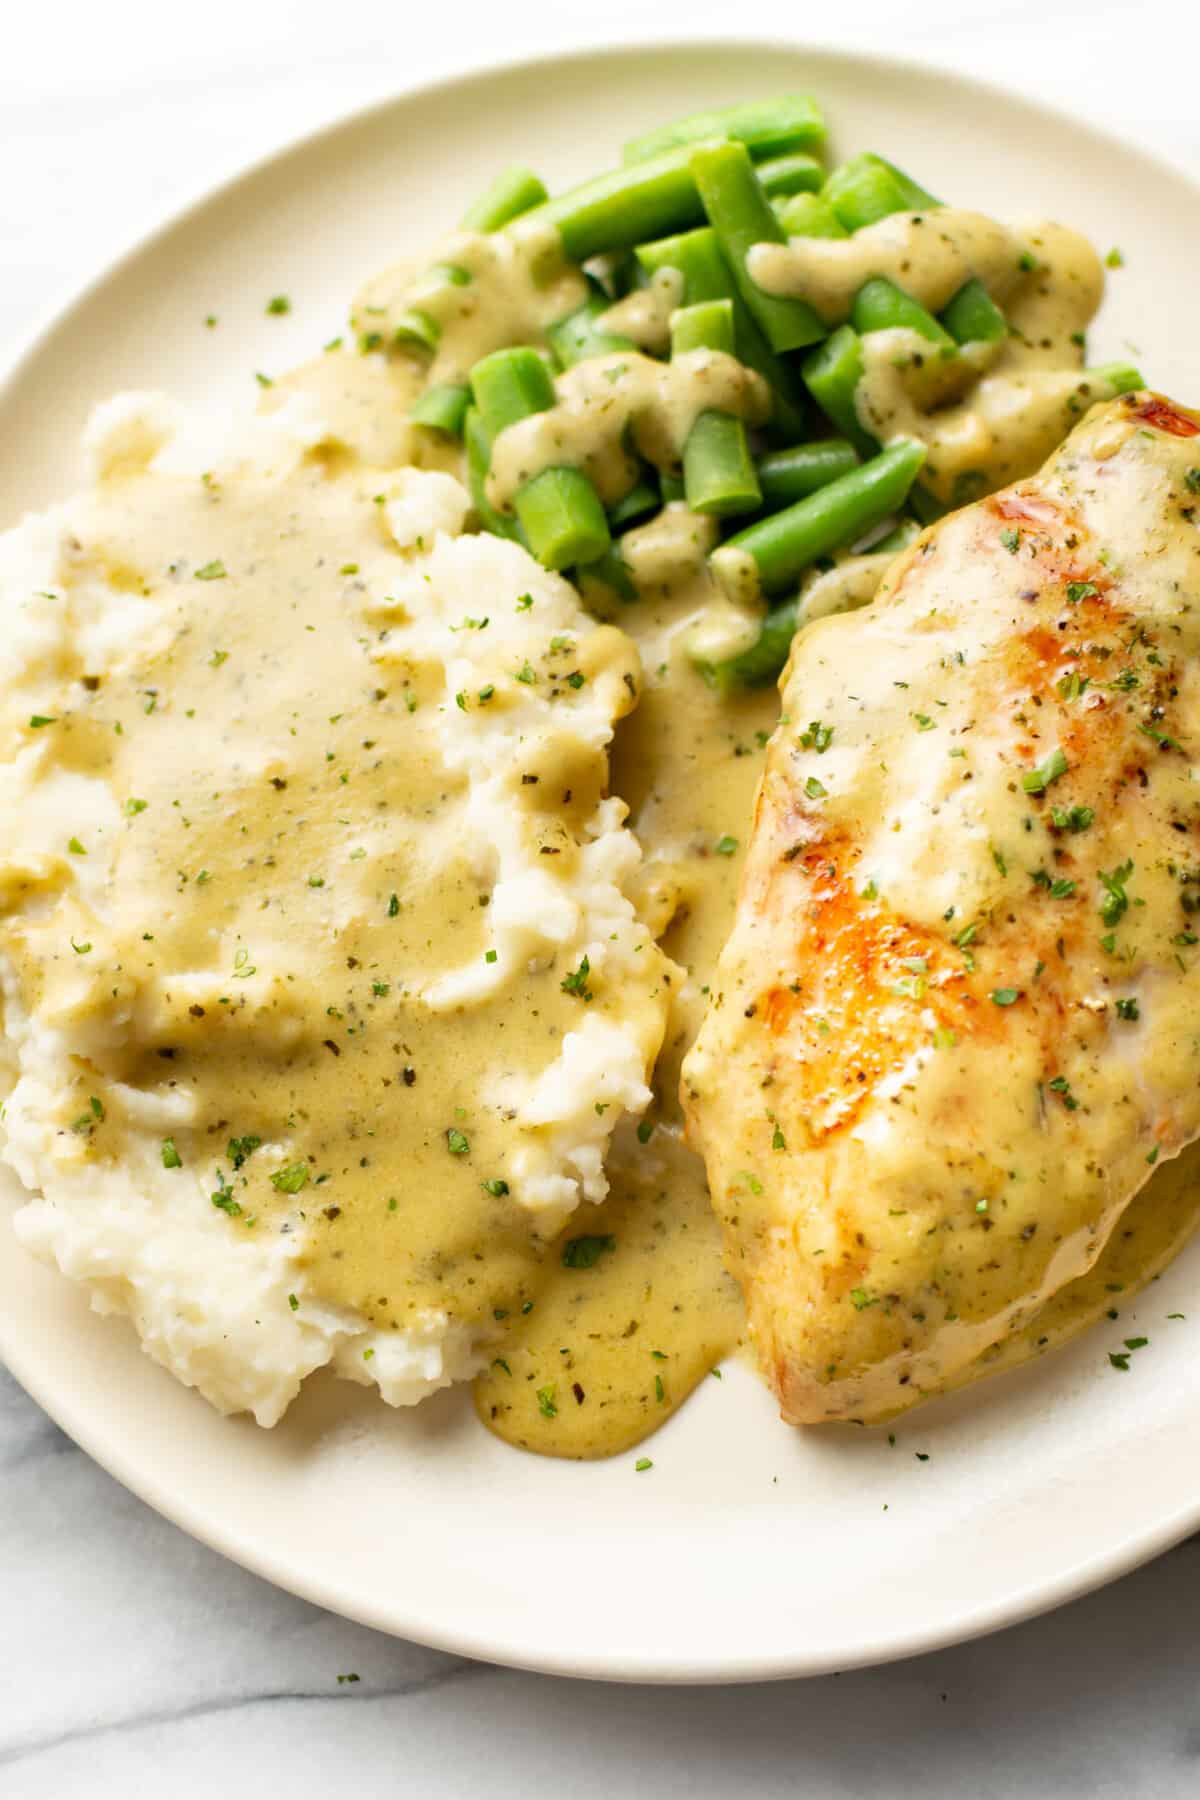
[4,39,1200,1684]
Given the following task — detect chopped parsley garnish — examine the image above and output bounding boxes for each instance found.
[1048,1075,1079,1111]
[1186,469,1200,495]
[1109,1351,1130,1371]
[561,1234,616,1269]
[636,1119,654,1145]
[161,1138,182,1169]
[124,797,149,816]
[516,593,533,611]
[481,1177,509,1197]
[28,714,56,728]
[265,294,291,315]
[387,892,400,917]
[1000,528,1021,554]
[560,955,592,1000]
[270,1162,310,1194]
[714,834,738,856]
[70,936,91,955]
[913,713,936,731]
[849,1287,878,1311]
[635,1457,653,1472]
[446,1128,470,1156]
[1021,746,1069,794]
[227,1134,262,1170]
[211,1173,242,1217]
[1098,860,1133,927]
[67,836,86,856]
[1105,247,1125,268]
[194,560,227,581]
[1050,804,1093,834]
[536,1385,558,1418]
[804,775,827,800]
[288,1293,299,1311]
[1115,997,1140,1021]
[990,988,1021,1007]
[800,720,833,752]
[515,661,537,684]
[1065,581,1099,604]
[1139,722,1180,751]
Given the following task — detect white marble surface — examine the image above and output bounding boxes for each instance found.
[5,1,1200,1791]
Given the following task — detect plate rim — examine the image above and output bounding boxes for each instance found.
[4,33,1200,1685]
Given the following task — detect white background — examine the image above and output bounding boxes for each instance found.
[4,1,1200,1793]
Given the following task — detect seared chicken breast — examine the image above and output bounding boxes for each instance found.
[683,392,1200,1424]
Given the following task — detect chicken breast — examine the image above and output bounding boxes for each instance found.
[682,391,1200,1424]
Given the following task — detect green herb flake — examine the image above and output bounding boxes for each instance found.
[1108,1351,1131,1371]
[635,1457,653,1472]
[1022,746,1069,794]
[446,1128,470,1156]
[560,955,592,1000]
[999,528,1021,554]
[124,797,149,816]
[849,1287,878,1311]
[714,834,738,856]
[1098,860,1134,927]
[1065,581,1099,603]
[536,1385,558,1419]
[990,987,1021,1007]
[481,1177,510,1197]
[636,1119,654,1145]
[28,714,56,728]
[288,1293,299,1311]
[270,1162,310,1194]
[266,294,291,315]
[1115,997,1140,1021]
[160,1138,182,1169]
[1051,803,1094,834]
[194,560,227,581]
[1105,247,1125,268]
[515,661,537,685]
[800,720,833,752]
[561,1233,616,1269]
[67,836,86,856]
[387,892,400,917]
[913,713,936,732]
[804,775,828,800]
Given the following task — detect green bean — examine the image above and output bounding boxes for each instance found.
[715,439,927,595]
[756,439,860,508]
[470,345,557,437]
[520,146,707,263]
[940,278,1007,345]
[850,277,957,353]
[469,348,611,570]
[387,310,440,354]
[622,95,826,166]
[609,478,660,532]
[516,468,611,571]
[754,153,825,199]
[409,382,471,436]
[801,325,876,457]
[461,167,548,233]
[690,141,826,353]
[634,227,806,440]
[823,153,939,233]
[659,471,686,505]
[702,594,802,697]
[464,407,524,543]
[547,289,636,368]
[671,300,761,517]
[772,192,847,238]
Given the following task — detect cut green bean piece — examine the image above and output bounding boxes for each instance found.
[659,471,686,505]
[940,278,1007,346]
[757,439,860,509]
[672,300,762,517]
[470,348,610,568]
[702,594,802,696]
[634,226,806,440]
[521,146,707,263]
[851,277,957,352]
[547,290,636,367]
[461,166,548,233]
[609,478,659,532]
[670,297,737,358]
[690,141,825,353]
[772,192,847,238]
[470,345,556,439]
[622,95,826,167]
[515,467,611,571]
[802,325,876,457]
[823,153,940,233]
[717,439,927,595]
[409,382,471,436]
[754,153,825,199]
[463,407,524,544]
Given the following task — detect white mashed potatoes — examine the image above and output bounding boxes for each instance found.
[0,393,671,1425]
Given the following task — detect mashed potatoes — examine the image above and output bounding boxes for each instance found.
[0,394,671,1425]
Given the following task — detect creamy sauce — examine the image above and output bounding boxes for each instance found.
[486,350,770,511]
[596,269,685,356]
